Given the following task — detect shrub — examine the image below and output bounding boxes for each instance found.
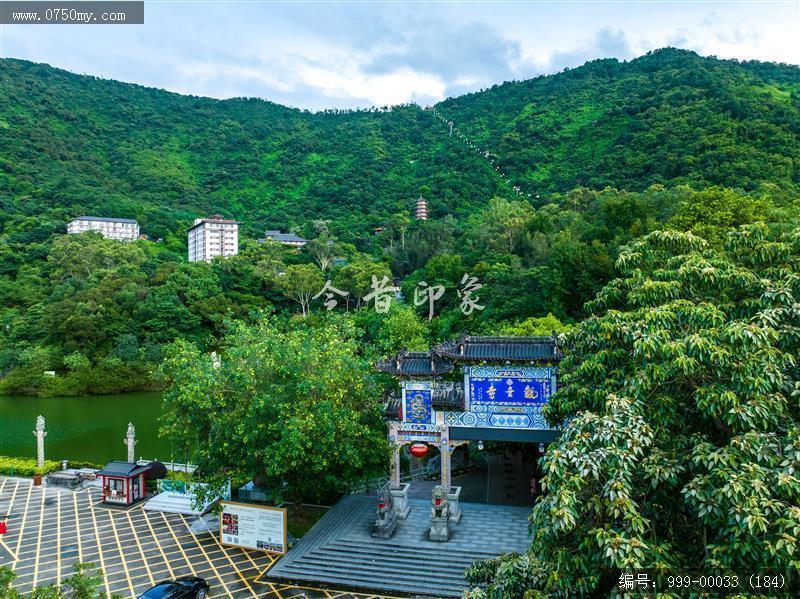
[0,456,59,476]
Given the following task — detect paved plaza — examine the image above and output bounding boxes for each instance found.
[268,494,532,598]
[0,477,396,599]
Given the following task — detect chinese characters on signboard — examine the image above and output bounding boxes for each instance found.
[468,366,553,406]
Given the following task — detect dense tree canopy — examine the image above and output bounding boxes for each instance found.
[466,225,800,596]
[1,49,798,395]
[158,315,388,505]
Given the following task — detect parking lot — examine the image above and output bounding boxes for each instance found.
[0,477,392,598]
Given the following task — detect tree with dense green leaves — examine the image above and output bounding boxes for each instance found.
[0,563,107,599]
[278,264,325,316]
[158,314,388,507]
[466,225,800,597]
[374,304,429,354]
[464,197,535,256]
[306,233,339,272]
[333,259,392,309]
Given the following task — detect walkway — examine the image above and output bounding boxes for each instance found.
[408,451,538,506]
[0,476,396,598]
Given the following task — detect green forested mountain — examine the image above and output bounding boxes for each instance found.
[437,50,800,194]
[1,48,798,246]
[1,48,798,395]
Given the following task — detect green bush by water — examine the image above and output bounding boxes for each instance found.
[0,456,59,476]
[0,456,104,476]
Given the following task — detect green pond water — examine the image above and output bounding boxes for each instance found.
[0,391,174,465]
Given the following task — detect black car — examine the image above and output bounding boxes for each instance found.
[137,577,209,599]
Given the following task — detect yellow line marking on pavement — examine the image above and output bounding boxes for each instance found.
[0,480,20,561]
[177,514,234,599]
[73,493,83,563]
[88,495,112,598]
[141,511,175,580]
[56,492,61,585]
[126,511,156,587]
[108,509,136,598]
[1,478,19,520]
[0,538,17,561]
[159,512,199,577]
[12,480,33,568]
[31,486,47,588]
[205,520,259,597]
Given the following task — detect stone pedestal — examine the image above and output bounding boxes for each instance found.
[429,514,449,541]
[373,505,398,539]
[447,486,462,524]
[390,483,411,520]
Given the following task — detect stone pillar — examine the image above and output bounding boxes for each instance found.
[33,415,47,469]
[124,422,137,463]
[390,444,401,488]
[440,442,452,491]
[447,486,462,523]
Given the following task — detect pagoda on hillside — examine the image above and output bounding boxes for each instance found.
[414,196,429,220]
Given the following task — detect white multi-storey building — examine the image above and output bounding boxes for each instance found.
[67,216,140,241]
[188,215,240,262]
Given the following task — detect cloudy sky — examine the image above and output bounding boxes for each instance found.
[1,1,798,109]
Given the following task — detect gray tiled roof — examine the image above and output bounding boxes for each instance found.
[382,393,402,419]
[435,335,561,362]
[375,351,455,377]
[73,216,138,224]
[264,231,308,243]
[431,383,465,411]
[96,461,150,478]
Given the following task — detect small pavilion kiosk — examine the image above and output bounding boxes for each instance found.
[377,335,562,518]
[97,461,150,506]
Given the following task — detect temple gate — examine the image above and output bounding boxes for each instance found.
[377,335,562,514]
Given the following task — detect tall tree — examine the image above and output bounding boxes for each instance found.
[467,226,800,597]
[158,315,388,507]
[306,233,338,271]
[278,264,324,316]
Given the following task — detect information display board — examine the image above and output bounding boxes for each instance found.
[219,500,287,555]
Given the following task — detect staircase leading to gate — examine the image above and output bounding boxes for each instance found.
[267,494,532,598]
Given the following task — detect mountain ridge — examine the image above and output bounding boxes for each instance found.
[1,48,798,248]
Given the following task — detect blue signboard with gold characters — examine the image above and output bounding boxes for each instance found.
[403,389,433,424]
[467,366,553,407]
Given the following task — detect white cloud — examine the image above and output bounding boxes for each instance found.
[2,1,797,109]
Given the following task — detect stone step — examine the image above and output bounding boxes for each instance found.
[334,537,501,561]
[305,548,469,581]
[329,539,497,565]
[273,561,465,598]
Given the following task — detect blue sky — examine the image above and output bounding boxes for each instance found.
[2,1,798,109]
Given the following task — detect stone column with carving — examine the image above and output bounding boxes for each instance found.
[389,443,411,519]
[440,440,452,491]
[390,444,401,488]
[33,415,47,469]
[124,422,137,463]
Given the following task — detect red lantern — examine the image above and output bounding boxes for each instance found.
[409,443,429,458]
[0,521,6,535]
